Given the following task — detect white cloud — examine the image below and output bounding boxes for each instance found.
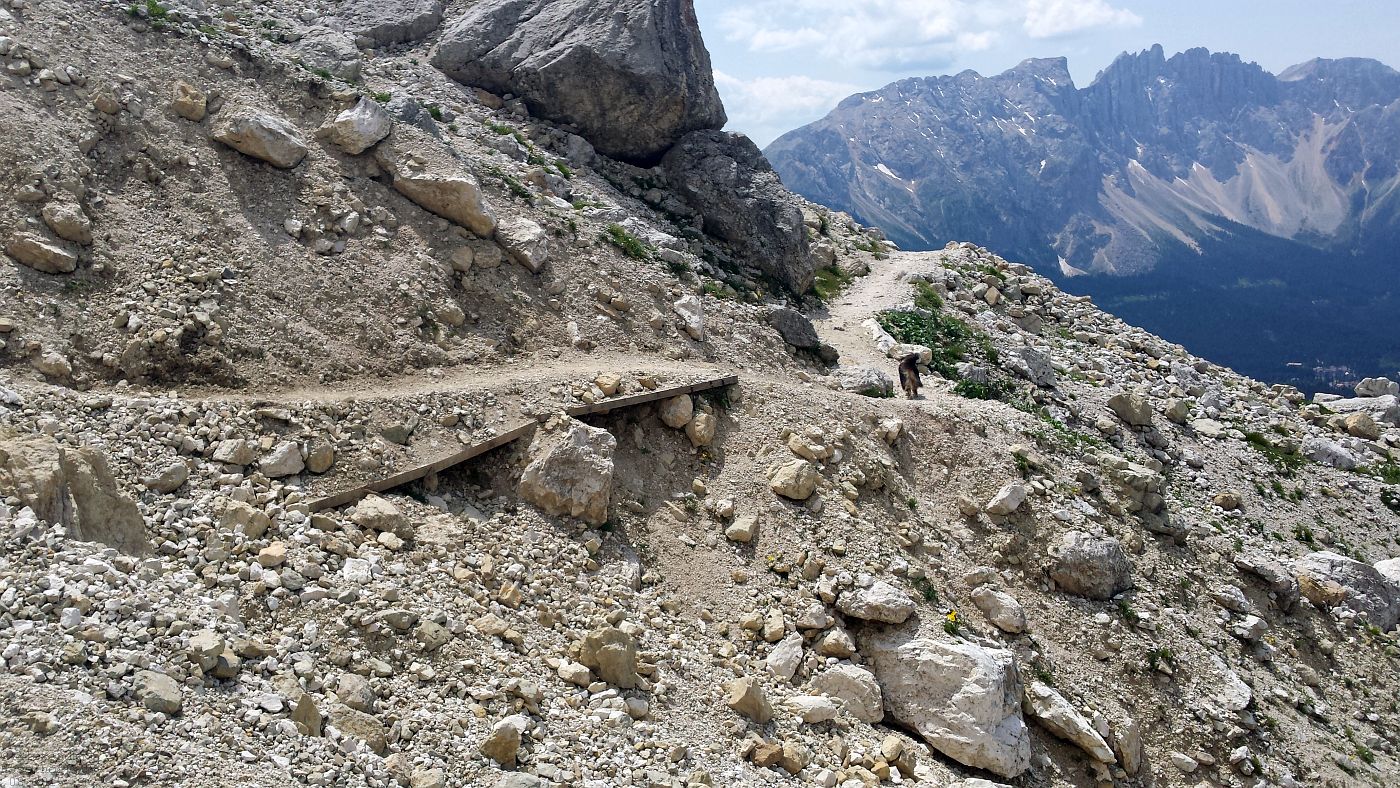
[713,71,863,147]
[715,0,1139,69]
[1023,0,1141,39]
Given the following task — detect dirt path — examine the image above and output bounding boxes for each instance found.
[813,250,950,375]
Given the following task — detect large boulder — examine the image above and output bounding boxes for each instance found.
[374,128,497,237]
[212,109,309,168]
[863,632,1031,778]
[0,430,149,555]
[1048,531,1132,600]
[6,233,77,274]
[832,366,895,398]
[1023,682,1115,763]
[767,307,821,349]
[321,97,392,155]
[1295,551,1400,631]
[661,131,814,293]
[328,0,447,48]
[517,417,615,525]
[809,664,883,724]
[579,626,639,688]
[431,0,725,165]
[837,581,915,624]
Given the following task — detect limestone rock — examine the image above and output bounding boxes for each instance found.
[1023,682,1115,762]
[864,633,1031,778]
[769,459,819,500]
[784,695,839,723]
[517,417,615,525]
[1295,551,1400,630]
[496,217,550,273]
[837,581,915,624]
[0,430,149,555]
[658,395,693,428]
[767,306,821,349]
[213,109,309,169]
[984,483,1026,516]
[833,366,894,398]
[322,97,392,155]
[6,233,77,274]
[259,441,304,478]
[133,670,183,715]
[431,0,725,164]
[329,0,447,48]
[1049,531,1132,600]
[672,295,704,341]
[765,633,804,681]
[212,439,257,466]
[142,461,188,494]
[1107,391,1152,427]
[331,705,388,753]
[685,412,717,447]
[725,514,757,543]
[1356,377,1399,397]
[374,129,497,237]
[724,676,772,723]
[350,495,414,540]
[294,28,363,82]
[41,203,93,245]
[661,131,814,292]
[971,587,1027,634]
[170,80,206,121]
[579,626,639,688]
[810,664,883,724]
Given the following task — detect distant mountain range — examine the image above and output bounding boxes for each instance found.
[767,46,1400,391]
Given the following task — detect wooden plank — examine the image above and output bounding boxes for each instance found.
[308,422,535,512]
[307,374,738,512]
[566,374,738,417]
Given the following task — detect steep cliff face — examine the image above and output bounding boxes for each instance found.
[766,46,1400,275]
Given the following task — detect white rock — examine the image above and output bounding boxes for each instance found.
[322,96,392,154]
[837,580,915,624]
[1023,682,1115,762]
[765,633,804,680]
[984,483,1026,516]
[863,633,1031,779]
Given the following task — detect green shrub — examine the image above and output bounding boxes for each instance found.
[875,309,971,378]
[1244,431,1303,476]
[811,266,853,301]
[953,379,1013,401]
[604,224,650,260]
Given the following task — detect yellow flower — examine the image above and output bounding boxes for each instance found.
[946,610,959,623]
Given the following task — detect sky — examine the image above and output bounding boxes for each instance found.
[695,0,1400,148]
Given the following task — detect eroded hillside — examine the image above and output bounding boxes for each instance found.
[1,3,1400,788]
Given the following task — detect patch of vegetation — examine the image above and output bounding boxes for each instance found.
[1382,488,1400,514]
[485,120,529,148]
[860,386,894,399]
[1117,599,1140,626]
[817,214,830,237]
[1031,662,1056,687]
[1292,523,1317,546]
[875,309,972,378]
[943,611,961,637]
[953,378,1013,401]
[603,224,650,260]
[853,236,890,259]
[500,173,534,204]
[1363,461,1400,485]
[425,103,444,122]
[905,497,918,510]
[370,91,392,103]
[912,577,938,605]
[1243,431,1304,476]
[1146,647,1174,672]
[554,161,574,179]
[912,281,943,311]
[312,67,333,81]
[811,265,854,301]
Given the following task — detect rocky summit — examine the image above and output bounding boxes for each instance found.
[1,3,1400,788]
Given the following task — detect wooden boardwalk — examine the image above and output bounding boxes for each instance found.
[307,374,737,512]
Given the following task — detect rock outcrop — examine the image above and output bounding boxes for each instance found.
[374,128,498,238]
[864,632,1031,778]
[661,131,815,293]
[328,0,447,48]
[212,109,309,169]
[0,430,149,555]
[431,0,725,164]
[1295,551,1400,631]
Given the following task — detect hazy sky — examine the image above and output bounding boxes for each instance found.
[695,0,1400,147]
